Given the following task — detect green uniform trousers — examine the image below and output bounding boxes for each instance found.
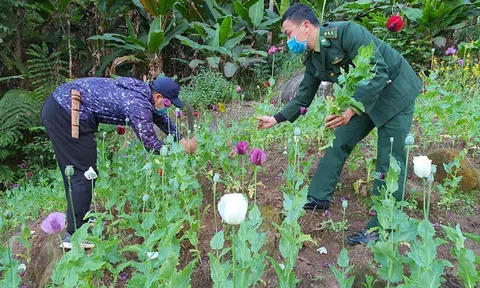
[308,101,415,229]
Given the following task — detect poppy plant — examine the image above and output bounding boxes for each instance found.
[250,148,266,166]
[235,141,249,155]
[386,15,404,32]
[116,125,126,135]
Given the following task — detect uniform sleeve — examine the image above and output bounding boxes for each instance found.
[341,22,389,114]
[275,69,322,123]
[152,113,184,141]
[125,104,164,153]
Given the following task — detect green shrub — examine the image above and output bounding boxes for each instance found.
[180,71,235,108]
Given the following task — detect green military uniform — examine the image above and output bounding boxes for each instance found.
[275,21,422,228]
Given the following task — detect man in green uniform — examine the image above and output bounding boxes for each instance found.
[257,3,422,245]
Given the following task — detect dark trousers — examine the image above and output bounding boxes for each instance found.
[41,95,97,235]
[308,101,415,229]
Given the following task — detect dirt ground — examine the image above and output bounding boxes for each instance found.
[11,101,480,287]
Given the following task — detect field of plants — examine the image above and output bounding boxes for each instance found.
[1,0,480,287]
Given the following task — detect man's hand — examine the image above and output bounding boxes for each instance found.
[325,108,356,129]
[257,116,278,130]
[180,137,197,154]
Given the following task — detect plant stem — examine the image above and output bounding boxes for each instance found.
[423,179,427,220]
[68,175,77,232]
[426,177,433,220]
[401,146,410,213]
[254,166,258,205]
[162,162,166,204]
[271,54,275,79]
[320,0,327,24]
[242,157,245,195]
[341,207,346,249]
[7,242,14,288]
[58,234,66,256]
[91,180,96,214]
[213,182,218,250]
[232,225,236,288]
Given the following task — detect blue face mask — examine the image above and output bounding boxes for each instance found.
[287,25,308,54]
[154,107,167,115]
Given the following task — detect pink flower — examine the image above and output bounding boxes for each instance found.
[41,212,66,234]
[445,47,457,56]
[235,141,249,155]
[27,172,33,178]
[250,148,266,166]
[163,98,172,108]
[369,210,376,216]
[236,85,242,93]
[299,107,308,115]
[324,210,331,218]
[458,59,464,66]
[212,104,219,112]
[268,45,278,55]
[20,162,27,170]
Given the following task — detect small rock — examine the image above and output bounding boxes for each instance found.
[276,71,332,103]
[428,148,480,193]
[35,238,64,288]
[352,263,387,288]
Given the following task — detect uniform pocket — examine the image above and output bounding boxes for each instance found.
[379,73,411,106]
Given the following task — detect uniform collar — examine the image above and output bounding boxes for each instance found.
[314,28,322,52]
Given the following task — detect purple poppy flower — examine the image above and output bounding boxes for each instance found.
[458,59,464,66]
[163,98,172,108]
[322,263,329,268]
[174,108,182,118]
[212,104,219,112]
[236,85,242,93]
[119,272,129,281]
[41,212,66,234]
[324,210,331,218]
[445,46,457,56]
[268,45,278,55]
[20,162,27,169]
[339,197,346,203]
[250,148,266,166]
[379,172,386,180]
[299,107,308,115]
[433,222,440,228]
[235,141,249,155]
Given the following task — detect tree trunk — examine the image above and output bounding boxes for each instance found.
[67,6,73,79]
[148,54,163,80]
[15,7,25,61]
[267,0,274,44]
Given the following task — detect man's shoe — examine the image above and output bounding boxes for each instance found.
[346,229,379,245]
[60,232,95,250]
[303,196,330,211]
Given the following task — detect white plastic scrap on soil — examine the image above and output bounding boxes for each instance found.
[316,247,327,254]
